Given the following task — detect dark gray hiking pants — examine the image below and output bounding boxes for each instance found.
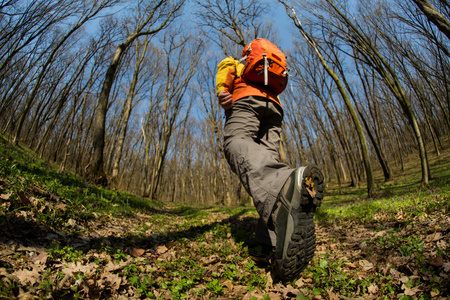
[224,96,294,246]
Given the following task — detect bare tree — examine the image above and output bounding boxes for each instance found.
[144,32,203,199]
[384,1,450,132]
[353,57,393,181]
[12,0,119,145]
[195,55,235,205]
[194,0,269,49]
[410,0,450,40]
[34,41,99,157]
[287,42,361,187]
[278,0,376,196]
[0,1,76,74]
[90,0,185,183]
[109,36,151,183]
[320,0,430,184]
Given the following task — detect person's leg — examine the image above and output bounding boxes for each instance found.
[223,96,293,226]
[223,95,325,282]
[253,100,290,247]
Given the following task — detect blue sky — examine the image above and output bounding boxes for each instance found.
[82,1,297,51]
[269,1,297,50]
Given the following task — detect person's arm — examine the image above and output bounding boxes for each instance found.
[216,57,238,110]
[218,90,233,110]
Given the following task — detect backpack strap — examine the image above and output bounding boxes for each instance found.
[238,55,247,64]
[263,54,268,86]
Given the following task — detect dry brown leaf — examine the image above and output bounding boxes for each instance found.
[358,260,374,271]
[368,283,379,294]
[17,190,31,205]
[201,254,220,265]
[101,273,122,290]
[374,230,388,238]
[402,284,421,296]
[65,218,76,227]
[222,279,233,290]
[295,277,305,288]
[426,232,443,242]
[53,202,66,211]
[265,273,273,290]
[265,293,282,300]
[437,239,447,249]
[31,251,48,265]
[431,291,440,297]
[429,255,443,267]
[58,262,97,277]
[17,292,34,300]
[389,268,402,280]
[399,276,410,283]
[156,245,168,254]
[104,261,129,272]
[12,268,41,286]
[271,283,285,293]
[232,285,248,298]
[0,247,14,257]
[0,191,13,201]
[27,196,40,207]
[282,284,299,298]
[443,262,450,272]
[388,256,408,267]
[130,248,145,258]
[326,288,339,300]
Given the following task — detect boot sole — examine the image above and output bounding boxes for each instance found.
[273,165,324,281]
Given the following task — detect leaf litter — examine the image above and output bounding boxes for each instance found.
[0,143,449,299]
[0,182,448,300]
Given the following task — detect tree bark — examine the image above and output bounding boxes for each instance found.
[89,0,184,181]
[279,1,375,196]
[111,37,150,182]
[321,0,430,185]
[412,0,450,40]
[13,2,113,145]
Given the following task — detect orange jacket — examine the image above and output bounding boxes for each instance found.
[216,57,282,109]
[232,77,281,108]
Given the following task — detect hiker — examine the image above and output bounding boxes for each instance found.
[216,38,325,281]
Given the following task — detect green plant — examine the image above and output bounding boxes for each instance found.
[0,277,19,298]
[39,278,55,294]
[46,242,83,263]
[223,264,241,280]
[206,279,223,295]
[113,249,128,262]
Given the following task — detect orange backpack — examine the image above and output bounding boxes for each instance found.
[240,38,288,95]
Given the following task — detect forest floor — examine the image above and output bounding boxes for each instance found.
[0,136,449,299]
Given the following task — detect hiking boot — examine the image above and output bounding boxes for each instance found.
[271,165,324,281]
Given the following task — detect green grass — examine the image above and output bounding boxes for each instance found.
[317,147,450,226]
[0,135,449,299]
[0,136,163,221]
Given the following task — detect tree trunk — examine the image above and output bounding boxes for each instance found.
[91,43,127,182]
[13,3,110,145]
[89,0,184,181]
[322,0,430,185]
[411,0,450,41]
[279,2,375,196]
[111,38,149,182]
